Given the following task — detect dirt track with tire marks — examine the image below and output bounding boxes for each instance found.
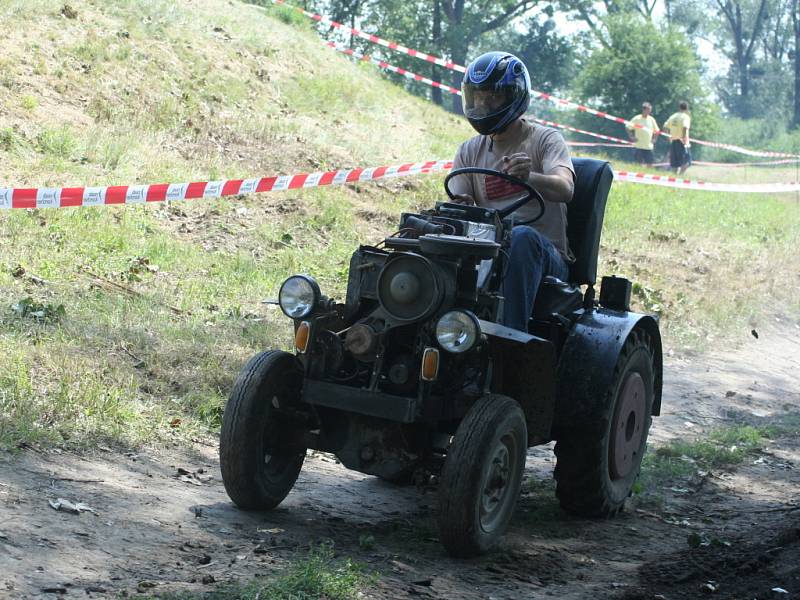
[1,322,798,599]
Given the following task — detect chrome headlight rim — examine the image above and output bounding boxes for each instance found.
[435,309,481,354]
[278,275,321,319]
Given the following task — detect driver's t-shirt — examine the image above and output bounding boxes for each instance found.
[450,119,575,261]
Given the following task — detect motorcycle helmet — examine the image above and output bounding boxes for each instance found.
[462,51,530,135]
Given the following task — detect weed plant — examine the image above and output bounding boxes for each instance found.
[138,543,374,600]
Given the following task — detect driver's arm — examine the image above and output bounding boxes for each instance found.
[503,155,574,204]
[530,168,574,204]
[449,145,475,205]
[503,130,574,204]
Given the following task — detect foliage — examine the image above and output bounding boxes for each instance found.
[573,15,718,155]
[295,1,542,112]
[555,0,661,47]
[476,11,576,94]
[669,0,795,120]
[10,297,66,323]
[697,115,800,160]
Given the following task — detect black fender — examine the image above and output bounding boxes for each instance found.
[479,320,557,445]
[552,308,663,432]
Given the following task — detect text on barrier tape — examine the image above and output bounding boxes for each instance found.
[3,160,799,210]
[0,161,451,209]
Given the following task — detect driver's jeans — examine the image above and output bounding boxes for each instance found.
[502,226,569,331]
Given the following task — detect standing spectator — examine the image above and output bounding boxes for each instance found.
[665,101,692,174]
[626,102,659,165]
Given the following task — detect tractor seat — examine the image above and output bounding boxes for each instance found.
[531,158,614,320]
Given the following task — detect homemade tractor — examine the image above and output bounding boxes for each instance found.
[220,158,663,557]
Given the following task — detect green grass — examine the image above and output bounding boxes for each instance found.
[516,477,572,537]
[601,170,800,348]
[634,417,800,501]
[0,0,798,452]
[136,543,375,600]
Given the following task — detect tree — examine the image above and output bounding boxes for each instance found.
[318,1,541,112]
[793,0,800,127]
[475,10,577,94]
[716,0,769,115]
[555,0,661,47]
[437,1,541,112]
[668,0,786,118]
[574,15,718,150]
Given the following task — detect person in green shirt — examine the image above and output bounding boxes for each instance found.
[665,101,692,174]
[626,102,659,165]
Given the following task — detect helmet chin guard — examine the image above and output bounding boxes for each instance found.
[462,51,531,136]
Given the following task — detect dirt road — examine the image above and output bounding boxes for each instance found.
[1,321,799,600]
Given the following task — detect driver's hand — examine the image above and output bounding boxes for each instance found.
[502,153,532,182]
[452,193,475,206]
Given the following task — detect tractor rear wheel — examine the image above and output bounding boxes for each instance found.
[438,394,527,557]
[554,329,655,517]
[220,350,306,511]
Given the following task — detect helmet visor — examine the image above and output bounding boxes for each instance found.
[462,78,526,120]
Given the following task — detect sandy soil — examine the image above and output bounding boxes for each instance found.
[1,321,799,600]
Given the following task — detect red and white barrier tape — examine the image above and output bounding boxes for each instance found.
[614,171,800,192]
[278,0,800,160]
[323,41,633,148]
[568,142,636,148]
[0,160,452,210]
[530,118,632,145]
[273,0,464,72]
[324,41,460,95]
[682,139,799,158]
[3,160,798,210]
[654,159,800,168]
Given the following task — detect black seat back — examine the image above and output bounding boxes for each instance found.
[567,158,614,286]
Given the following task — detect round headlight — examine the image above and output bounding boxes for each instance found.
[376,254,443,322]
[279,275,320,319]
[436,310,480,353]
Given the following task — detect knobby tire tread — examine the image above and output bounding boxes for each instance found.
[438,394,526,557]
[554,329,655,517]
[220,350,304,511]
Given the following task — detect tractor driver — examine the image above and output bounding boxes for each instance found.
[449,51,575,332]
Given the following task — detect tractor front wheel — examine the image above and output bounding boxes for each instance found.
[220,350,306,511]
[438,394,527,557]
[554,329,655,517]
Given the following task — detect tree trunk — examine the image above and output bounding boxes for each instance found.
[739,54,749,100]
[450,51,466,114]
[717,0,768,116]
[448,33,471,114]
[432,0,443,106]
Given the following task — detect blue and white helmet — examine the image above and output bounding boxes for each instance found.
[462,52,531,135]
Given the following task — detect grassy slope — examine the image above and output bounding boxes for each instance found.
[1,0,799,450]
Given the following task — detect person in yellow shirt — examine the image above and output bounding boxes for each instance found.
[626,102,659,165]
[665,101,692,174]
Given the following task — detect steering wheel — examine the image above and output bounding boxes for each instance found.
[443,167,546,225]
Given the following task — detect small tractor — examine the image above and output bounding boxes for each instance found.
[220,158,662,557]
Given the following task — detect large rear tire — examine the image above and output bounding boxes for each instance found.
[554,329,655,517]
[438,394,527,557]
[220,350,306,510]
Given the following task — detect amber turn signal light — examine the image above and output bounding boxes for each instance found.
[295,321,311,353]
[420,347,440,381]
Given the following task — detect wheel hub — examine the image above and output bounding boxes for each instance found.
[609,372,646,480]
[480,436,515,532]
